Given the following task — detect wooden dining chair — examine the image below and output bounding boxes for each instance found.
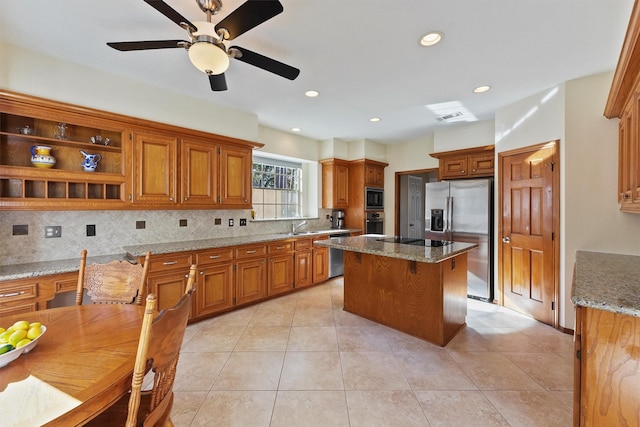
[88,264,197,427]
[76,249,151,305]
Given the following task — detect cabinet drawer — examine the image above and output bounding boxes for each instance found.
[235,244,267,260]
[268,241,294,254]
[0,281,38,303]
[196,248,234,266]
[295,238,313,250]
[147,253,194,272]
[52,272,80,293]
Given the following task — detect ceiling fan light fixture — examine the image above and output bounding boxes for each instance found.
[188,41,229,75]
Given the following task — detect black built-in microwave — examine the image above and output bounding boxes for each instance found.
[365,187,384,210]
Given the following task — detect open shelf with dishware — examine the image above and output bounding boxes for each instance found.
[0,91,127,208]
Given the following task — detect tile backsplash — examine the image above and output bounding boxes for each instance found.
[1,209,334,265]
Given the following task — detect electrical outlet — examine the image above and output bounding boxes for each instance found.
[239,218,247,226]
[12,225,28,236]
[215,218,222,225]
[136,221,146,229]
[86,224,96,237]
[45,226,62,238]
[228,219,234,227]
[179,219,188,227]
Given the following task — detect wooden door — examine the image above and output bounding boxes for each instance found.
[131,131,177,204]
[181,138,217,205]
[499,141,558,326]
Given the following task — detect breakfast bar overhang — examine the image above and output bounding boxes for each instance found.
[315,235,477,346]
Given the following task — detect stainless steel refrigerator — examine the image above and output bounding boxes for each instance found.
[425,178,493,301]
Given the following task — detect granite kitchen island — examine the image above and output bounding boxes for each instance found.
[315,235,477,346]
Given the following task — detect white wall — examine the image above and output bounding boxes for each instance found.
[494,71,640,329]
[383,134,438,234]
[434,120,496,152]
[564,72,640,323]
[0,42,258,141]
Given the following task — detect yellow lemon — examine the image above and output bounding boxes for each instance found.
[0,327,5,335]
[0,343,12,354]
[6,326,16,333]
[8,329,27,347]
[12,320,30,331]
[29,322,41,329]
[27,326,42,340]
[0,330,12,344]
[15,338,31,348]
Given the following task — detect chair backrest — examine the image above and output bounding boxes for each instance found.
[76,250,151,305]
[125,264,197,427]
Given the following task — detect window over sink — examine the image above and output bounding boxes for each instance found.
[252,156,303,219]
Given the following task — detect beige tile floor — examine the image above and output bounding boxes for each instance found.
[171,277,574,426]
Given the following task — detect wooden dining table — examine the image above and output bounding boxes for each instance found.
[0,304,145,426]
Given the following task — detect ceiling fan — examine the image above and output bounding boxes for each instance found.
[107,0,300,91]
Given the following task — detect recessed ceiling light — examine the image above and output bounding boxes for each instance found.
[305,90,319,97]
[369,117,381,123]
[419,31,443,47]
[473,85,491,93]
[291,127,301,132]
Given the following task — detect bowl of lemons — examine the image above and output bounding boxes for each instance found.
[0,320,46,368]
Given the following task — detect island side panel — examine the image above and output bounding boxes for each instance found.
[343,250,467,346]
[442,254,468,341]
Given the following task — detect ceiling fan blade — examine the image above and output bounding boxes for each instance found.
[209,73,228,91]
[231,46,300,80]
[143,0,198,32]
[107,40,188,51]
[215,0,283,40]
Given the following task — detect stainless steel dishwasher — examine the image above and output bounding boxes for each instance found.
[328,233,346,278]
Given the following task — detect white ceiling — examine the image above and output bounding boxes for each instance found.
[0,0,634,144]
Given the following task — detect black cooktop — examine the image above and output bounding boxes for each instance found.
[376,237,452,247]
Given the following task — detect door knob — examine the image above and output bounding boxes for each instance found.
[502,236,511,243]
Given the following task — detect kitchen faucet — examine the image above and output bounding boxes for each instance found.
[292,220,307,234]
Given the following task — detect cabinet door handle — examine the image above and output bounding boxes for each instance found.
[163,261,178,265]
[276,246,285,250]
[209,255,221,259]
[246,250,257,254]
[0,290,26,298]
[502,237,511,243]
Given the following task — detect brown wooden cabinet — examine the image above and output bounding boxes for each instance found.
[430,145,495,180]
[294,238,313,288]
[194,248,234,317]
[604,0,640,213]
[312,245,329,283]
[365,163,385,187]
[320,158,350,208]
[267,241,295,296]
[219,145,252,208]
[0,91,127,209]
[131,130,178,204]
[145,252,193,314]
[181,137,217,205]
[235,243,268,305]
[0,90,261,210]
[573,305,640,426]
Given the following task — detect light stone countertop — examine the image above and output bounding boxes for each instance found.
[571,250,640,318]
[314,234,477,263]
[0,229,355,282]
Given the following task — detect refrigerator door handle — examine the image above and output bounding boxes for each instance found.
[447,196,453,232]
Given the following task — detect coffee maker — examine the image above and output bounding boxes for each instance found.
[331,209,345,229]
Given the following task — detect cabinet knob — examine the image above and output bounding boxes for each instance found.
[184,197,189,201]
[169,197,174,201]
[461,170,465,174]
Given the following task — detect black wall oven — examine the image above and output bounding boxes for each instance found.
[365,187,384,210]
[365,211,384,234]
